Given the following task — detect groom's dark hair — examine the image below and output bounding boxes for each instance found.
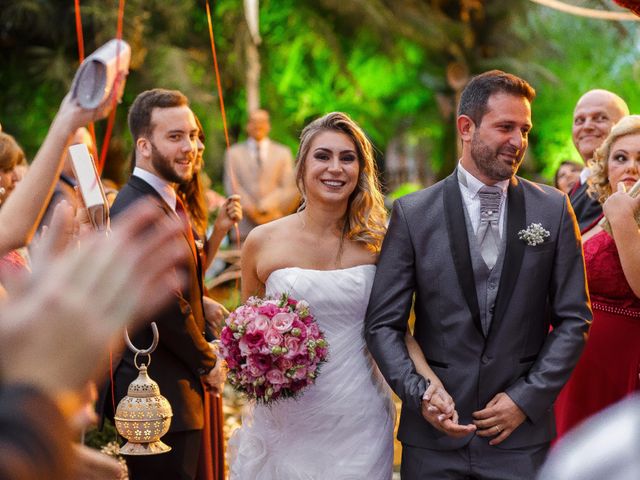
[458,70,535,126]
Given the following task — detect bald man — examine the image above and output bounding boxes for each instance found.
[570,89,629,231]
[223,110,298,241]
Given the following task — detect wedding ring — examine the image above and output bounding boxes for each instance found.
[494,425,501,434]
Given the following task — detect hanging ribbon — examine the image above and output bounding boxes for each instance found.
[74,0,126,174]
[205,0,242,264]
[97,0,127,174]
[73,0,98,161]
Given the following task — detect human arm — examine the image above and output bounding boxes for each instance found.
[203,194,242,270]
[604,183,640,297]
[405,331,475,436]
[364,200,428,413]
[0,201,189,396]
[0,87,119,256]
[498,196,591,427]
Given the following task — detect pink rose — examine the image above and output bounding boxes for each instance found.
[272,312,295,333]
[306,322,320,338]
[287,297,298,307]
[266,369,287,385]
[220,326,234,346]
[264,327,284,347]
[258,303,280,317]
[239,330,265,355]
[290,319,307,339]
[249,314,270,333]
[284,336,302,358]
[276,357,293,371]
[292,366,307,380]
[247,354,271,375]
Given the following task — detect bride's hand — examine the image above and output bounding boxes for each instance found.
[423,382,455,421]
[421,384,476,438]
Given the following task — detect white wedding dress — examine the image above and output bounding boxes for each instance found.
[227,265,395,479]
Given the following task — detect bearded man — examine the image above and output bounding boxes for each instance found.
[366,70,591,479]
[98,89,224,480]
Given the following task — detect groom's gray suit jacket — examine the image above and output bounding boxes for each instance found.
[365,172,591,450]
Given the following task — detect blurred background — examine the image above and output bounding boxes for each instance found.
[2,0,640,195]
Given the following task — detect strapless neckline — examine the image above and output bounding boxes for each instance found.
[265,264,376,286]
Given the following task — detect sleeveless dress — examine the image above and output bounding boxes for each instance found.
[227,265,396,479]
[555,230,640,438]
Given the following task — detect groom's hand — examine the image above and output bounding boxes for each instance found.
[421,384,476,438]
[472,392,526,446]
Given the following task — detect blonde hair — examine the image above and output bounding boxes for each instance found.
[588,115,640,203]
[295,112,387,252]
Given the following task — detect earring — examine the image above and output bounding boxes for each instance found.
[297,195,306,213]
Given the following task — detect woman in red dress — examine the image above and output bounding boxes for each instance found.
[555,115,640,438]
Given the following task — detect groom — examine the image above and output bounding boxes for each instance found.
[365,70,591,479]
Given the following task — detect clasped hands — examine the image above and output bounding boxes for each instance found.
[421,385,526,446]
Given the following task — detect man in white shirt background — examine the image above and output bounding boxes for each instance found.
[223,109,298,241]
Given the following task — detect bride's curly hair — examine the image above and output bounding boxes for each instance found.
[295,112,387,253]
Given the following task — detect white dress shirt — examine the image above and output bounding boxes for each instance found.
[132,166,177,213]
[246,137,271,166]
[457,162,509,237]
[579,167,591,186]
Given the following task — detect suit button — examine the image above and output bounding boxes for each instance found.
[489,305,495,315]
[481,355,490,364]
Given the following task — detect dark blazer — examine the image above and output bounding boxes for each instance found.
[569,181,602,232]
[100,176,216,432]
[365,172,591,450]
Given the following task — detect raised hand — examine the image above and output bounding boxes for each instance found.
[472,392,526,445]
[213,194,242,234]
[0,200,188,398]
[603,181,640,225]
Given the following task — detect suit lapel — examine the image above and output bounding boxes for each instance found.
[487,177,526,339]
[128,176,199,263]
[443,173,483,336]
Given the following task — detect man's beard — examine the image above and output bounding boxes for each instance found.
[150,142,191,185]
[470,132,523,182]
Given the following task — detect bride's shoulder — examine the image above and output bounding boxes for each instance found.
[246,215,300,245]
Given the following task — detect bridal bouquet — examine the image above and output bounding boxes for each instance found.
[219,293,328,403]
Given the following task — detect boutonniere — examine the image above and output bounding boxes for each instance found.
[518,223,550,246]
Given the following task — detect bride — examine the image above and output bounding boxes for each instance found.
[228,111,393,478]
[228,112,449,479]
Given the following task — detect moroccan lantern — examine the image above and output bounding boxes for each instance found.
[114,323,173,455]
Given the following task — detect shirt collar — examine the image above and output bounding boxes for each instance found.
[132,166,177,211]
[457,161,509,197]
[247,137,270,150]
[580,167,591,185]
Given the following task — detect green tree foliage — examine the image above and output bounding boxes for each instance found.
[1,1,638,186]
[524,7,640,179]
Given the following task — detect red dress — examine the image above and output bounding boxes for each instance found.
[555,229,640,438]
